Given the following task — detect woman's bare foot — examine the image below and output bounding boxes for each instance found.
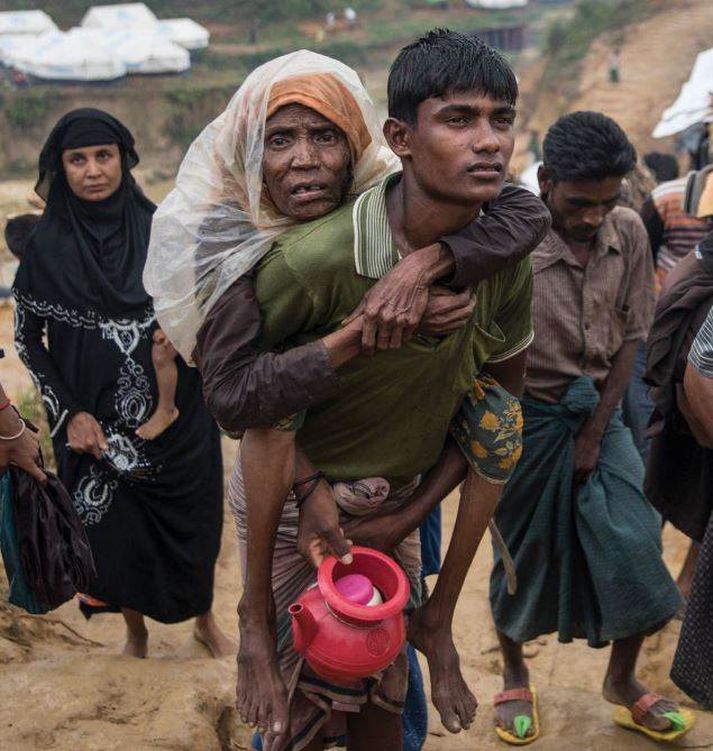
[122,631,148,658]
[236,604,289,736]
[135,407,179,441]
[603,673,678,732]
[408,607,477,733]
[194,611,237,658]
[121,608,148,658]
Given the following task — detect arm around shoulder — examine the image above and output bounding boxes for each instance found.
[442,183,551,288]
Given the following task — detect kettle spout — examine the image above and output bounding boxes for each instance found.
[289,602,318,653]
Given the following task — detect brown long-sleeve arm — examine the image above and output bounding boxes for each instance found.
[194,273,339,433]
[442,183,550,287]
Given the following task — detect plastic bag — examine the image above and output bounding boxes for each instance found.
[0,472,44,613]
[3,467,96,613]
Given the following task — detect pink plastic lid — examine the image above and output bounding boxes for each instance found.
[335,574,374,605]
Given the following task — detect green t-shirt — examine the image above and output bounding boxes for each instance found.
[256,175,533,488]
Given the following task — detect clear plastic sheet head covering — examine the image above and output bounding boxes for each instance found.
[144,49,398,361]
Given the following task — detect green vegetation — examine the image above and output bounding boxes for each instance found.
[163,84,236,149]
[198,4,533,75]
[0,0,553,175]
[200,41,369,74]
[0,91,62,132]
[213,0,381,24]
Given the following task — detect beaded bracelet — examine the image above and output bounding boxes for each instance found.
[0,418,26,441]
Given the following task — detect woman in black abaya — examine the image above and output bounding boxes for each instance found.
[13,109,231,658]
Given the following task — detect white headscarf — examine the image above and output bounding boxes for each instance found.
[143,49,398,361]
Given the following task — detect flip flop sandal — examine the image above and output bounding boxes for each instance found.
[494,685,540,745]
[612,692,695,742]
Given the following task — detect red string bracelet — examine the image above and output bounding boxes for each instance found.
[0,399,11,412]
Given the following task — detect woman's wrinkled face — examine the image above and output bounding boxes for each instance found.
[262,103,352,221]
[61,143,123,202]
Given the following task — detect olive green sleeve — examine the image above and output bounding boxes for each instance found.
[487,258,535,364]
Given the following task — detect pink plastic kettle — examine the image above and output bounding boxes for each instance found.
[289,546,410,685]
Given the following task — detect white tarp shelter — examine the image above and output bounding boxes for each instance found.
[157,18,210,50]
[518,161,541,196]
[2,3,206,81]
[0,29,61,70]
[653,47,713,139]
[0,10,57,37]
[464,0,528,8]
[81,3,158,30]
[15,28,126,82]
[105,28,190,74]
[0,33,39,67]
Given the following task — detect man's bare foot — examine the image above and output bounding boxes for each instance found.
[194,611,237,658]
[122,630,148,658]
[603,673,678,732]
[408,608,477,733]
[135,407,179,440]
[236,604,289,736]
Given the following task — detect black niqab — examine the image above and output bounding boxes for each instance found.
[14,108,156,318]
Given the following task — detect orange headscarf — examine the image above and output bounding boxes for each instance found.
[266,73,372,166]
[146,50,398,361]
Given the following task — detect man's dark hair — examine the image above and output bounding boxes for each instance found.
[542,111,637,182]
[388,29,518,125]
[643,151,679,183]
[4,213,41,261]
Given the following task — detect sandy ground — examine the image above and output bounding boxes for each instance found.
[0,446,711,750]
[0,206,711,747]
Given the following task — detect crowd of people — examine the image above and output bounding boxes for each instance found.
[1,27,712,751]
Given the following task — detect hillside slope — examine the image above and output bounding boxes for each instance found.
[526,0,713,154]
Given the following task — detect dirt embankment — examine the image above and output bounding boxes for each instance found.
[0,82,235,177]
[524,0,713,156]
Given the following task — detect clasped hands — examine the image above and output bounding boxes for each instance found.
[343,244,476,355]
